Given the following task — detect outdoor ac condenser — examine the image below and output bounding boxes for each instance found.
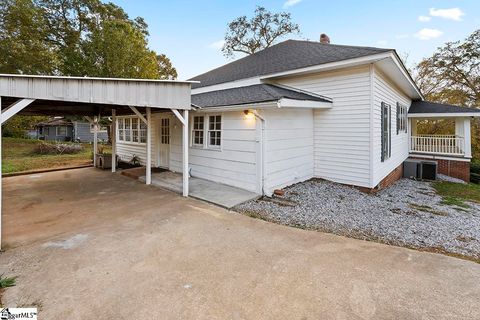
[403,159,421,179]
[420,161,438,180]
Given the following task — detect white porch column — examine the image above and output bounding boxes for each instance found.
[462,118,472,158]
[111,109,116,172]
[146,107,152,185]
[93,116,98,168]
[0,96,3,250]
[182,110,189,197]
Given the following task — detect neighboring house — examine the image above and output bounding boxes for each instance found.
[115,39,480,195]
[36,118,108,142]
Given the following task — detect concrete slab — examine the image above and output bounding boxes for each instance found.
[2,168,480,319]
[139,171,259,208]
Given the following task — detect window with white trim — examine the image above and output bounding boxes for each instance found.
[396,102,408,134]
[208,115,221,148]
[192,116,204,146]
[117,117,146,144]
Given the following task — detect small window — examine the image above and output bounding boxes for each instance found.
[118,118,125,141]
[192,116,204,146]
[161,118,170,144]
[124,118,131,141]
[396,103,408,134]
[139,120,147,143]
[381,102,391,162]
[208,115,221,147]
[132,118,139,142]
[56,126,67,136]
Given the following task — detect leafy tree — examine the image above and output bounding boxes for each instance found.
[413,29,480,159]
[0,0,57,74]
[82,19,160,79]
[2,116,49,138]
[222,6,300,58]
[157,54,178,80]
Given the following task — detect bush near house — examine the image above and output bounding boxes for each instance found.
[2,138,93,173]
[471,160,480,184]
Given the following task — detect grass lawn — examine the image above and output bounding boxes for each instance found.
[2,137,95,174]
[433,181,480,206]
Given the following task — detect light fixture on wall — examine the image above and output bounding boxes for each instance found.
[243,109,255,119]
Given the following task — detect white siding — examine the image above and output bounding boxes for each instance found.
[372,68,411,186]
[115,115,158,166]
[278,66,372,187]
[170,111,259,193]
[261,108,314,194]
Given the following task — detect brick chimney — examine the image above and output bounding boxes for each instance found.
[320,33,330,44]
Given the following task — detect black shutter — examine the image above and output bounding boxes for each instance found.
[396,103,400,134]
[381,102,385,162]
[389,105,392,158]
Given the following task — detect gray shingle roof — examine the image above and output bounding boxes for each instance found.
[409,101,480,114]
[189,40,391,89]
[191,84,330,108]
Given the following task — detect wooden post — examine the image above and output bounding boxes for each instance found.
[93,116,98,168]
[146,107,152,185]
[463,118,472,158]
[0,96,2,250]
[111,109,116,172]
[182,110,189,197]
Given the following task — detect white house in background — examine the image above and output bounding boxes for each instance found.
[115,39,480,195]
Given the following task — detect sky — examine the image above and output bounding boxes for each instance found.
[109,0,480,80]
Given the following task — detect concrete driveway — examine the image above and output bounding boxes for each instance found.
[1,168,479,319]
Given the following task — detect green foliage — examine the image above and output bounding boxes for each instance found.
[222,6,300,58]
[0,0,177,79]
[413,29,480,160]
[2,115,48,138]
[0,274,16,288]
[440,196,470,209]
[433,181,480,204]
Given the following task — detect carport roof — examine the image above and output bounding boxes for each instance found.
[0,74,196,116]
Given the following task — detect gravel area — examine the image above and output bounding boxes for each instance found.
[235,178,480,260]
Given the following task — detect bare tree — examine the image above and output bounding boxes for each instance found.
[222,6,300,58]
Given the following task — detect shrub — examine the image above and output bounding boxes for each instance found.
[33,142,83,155]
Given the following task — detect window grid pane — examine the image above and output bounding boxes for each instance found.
[192,116,205,146]
[208,115,221,147]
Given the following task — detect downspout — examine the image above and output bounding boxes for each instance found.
[253,110,266,195]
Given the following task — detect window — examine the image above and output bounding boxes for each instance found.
[117,117,146,144]
[56,126,67,136]
[118,118,125,141]
[208,115,221,147]
[139,121,147,143]
[396,103,408,134]
[192,116,204,146]
[161,118,170,144]
[381,102,391,162]
[132,118,139,142]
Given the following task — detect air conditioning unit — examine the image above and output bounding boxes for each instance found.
[420,161,437,180]
[403,159,438,181]
[403,159,422,179]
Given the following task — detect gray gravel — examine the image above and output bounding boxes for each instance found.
[235,178,480,260]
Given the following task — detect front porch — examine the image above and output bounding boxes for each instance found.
[408,114,472,159]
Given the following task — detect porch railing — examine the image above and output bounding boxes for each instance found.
[410,135,465,156]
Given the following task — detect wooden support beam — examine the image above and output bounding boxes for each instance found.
[111,109,117,172]
[182,110,189,197]
[172,109,186,126]
[1,98,35,124]
[146,107,152,185]
[129,106,147,124]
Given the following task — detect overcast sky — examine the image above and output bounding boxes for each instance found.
[109,0,480,80]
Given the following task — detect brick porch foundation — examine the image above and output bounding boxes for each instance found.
[410,157,470,182]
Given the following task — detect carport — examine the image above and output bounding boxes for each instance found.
[0,74,194,249]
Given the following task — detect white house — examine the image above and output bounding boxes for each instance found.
[115,39,480,195]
